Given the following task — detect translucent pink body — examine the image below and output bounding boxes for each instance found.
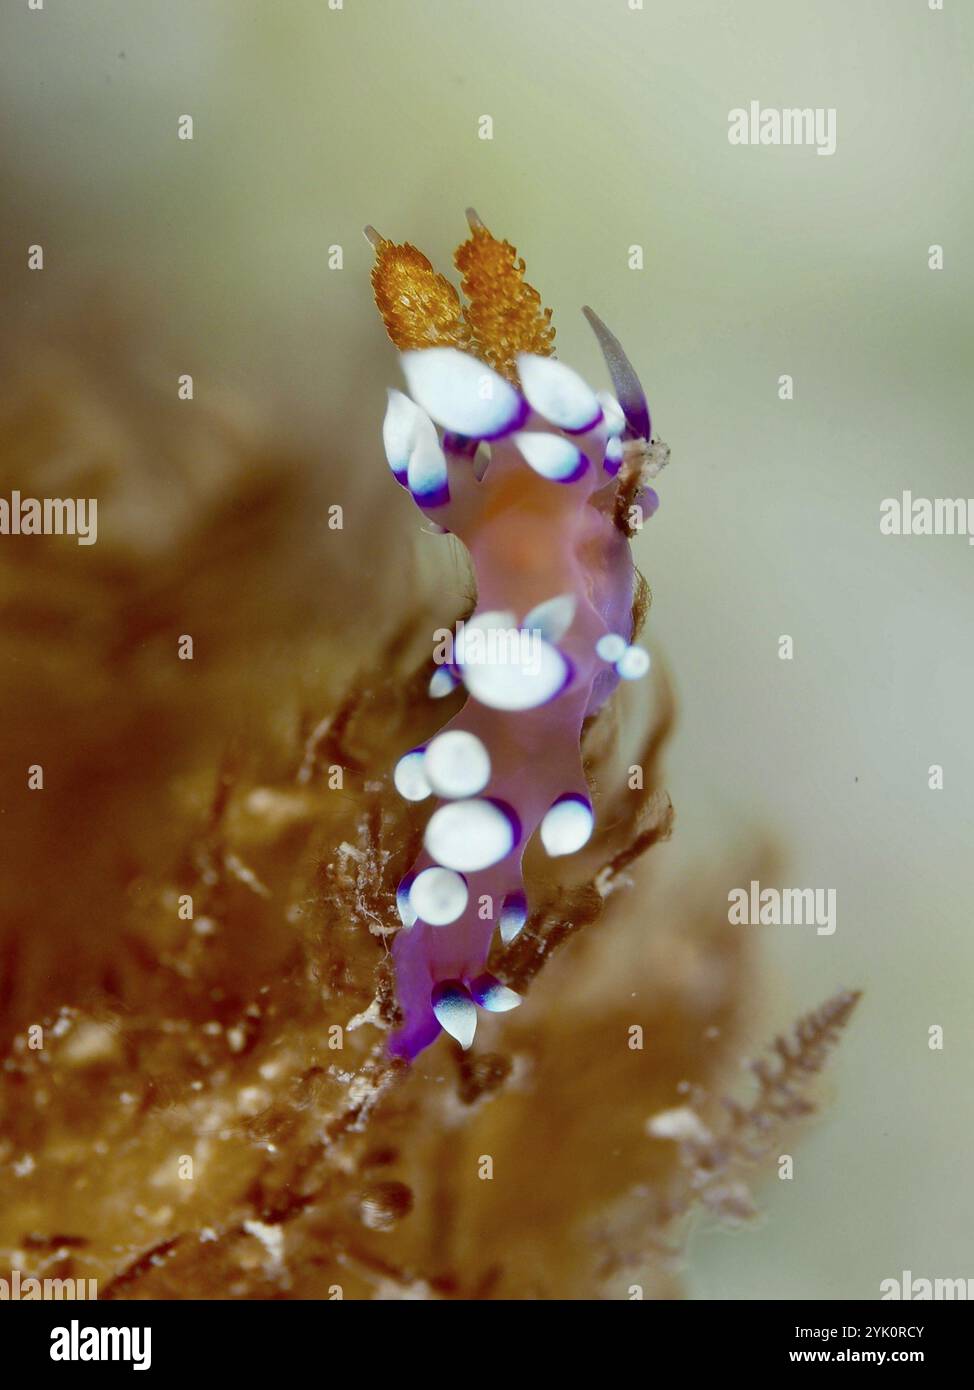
[389,386,637,1059]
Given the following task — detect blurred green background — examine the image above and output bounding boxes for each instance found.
[2,0,971,1299]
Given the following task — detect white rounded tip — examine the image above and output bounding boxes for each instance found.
[516,353,602,433]
[539,794,594,857]
[522,594,577,644]
[382,388,423,481]
[393,748,432,801]
[432,983,478,1049]
[424,730,491,799]
[499,891,528,944]
[597,391,626,438]
[428,667,460,699]
[513,431,587,483]
[458,613,570,711]
[409,866,469,926]
[617,645,651,680]
[470,973,522,1013]
[596,632,628,664]
[603,435,624,474]
[402,348,524,439]
[424,797,518,873]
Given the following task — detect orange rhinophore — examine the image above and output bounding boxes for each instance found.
[453,209,556,380]
[366,227,472,353]
[368,211,555,379]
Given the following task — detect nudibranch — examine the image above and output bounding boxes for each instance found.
[367,210,664,1060]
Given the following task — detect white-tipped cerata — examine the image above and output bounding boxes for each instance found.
[382,388,425,483]
[499,890,528,944]
[393,747,432,801]
[539,793,594,857]
[596,632,628,663]
[409,866,468,926]
[424,730,491,799]
[428,666,460,699]
[469,973,522,1013]
[402,348,525,440]
[383,387,450,503]
[432,982,478,1049]
[406,425,449,507]
[616,645,651,680]
[396,875,418,927]
[424,797,518,872]
[454,610,517,653]
[516,353,602,434]
[513,431,587,483]
[603,435,624,475]
[522,594,577,644]
[597,391,626,438]
[457,611,570,712]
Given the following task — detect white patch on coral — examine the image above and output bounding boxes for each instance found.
[645,1106,712,1144]
[244,1219,286,1268]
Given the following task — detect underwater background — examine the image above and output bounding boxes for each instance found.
[1,0,971,1299]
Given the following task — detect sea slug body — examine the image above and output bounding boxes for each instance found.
[368,212,661,1059]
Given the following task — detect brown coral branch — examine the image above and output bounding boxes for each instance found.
[654,987,863,1226]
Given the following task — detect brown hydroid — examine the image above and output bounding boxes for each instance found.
[0,308,860,1301]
